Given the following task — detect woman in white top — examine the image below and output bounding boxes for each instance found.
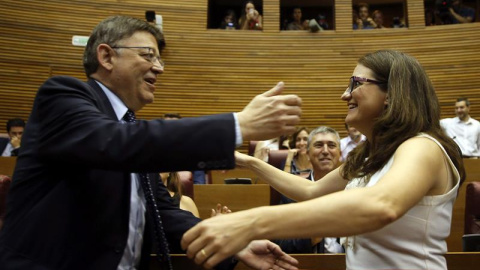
[181,50,466,270]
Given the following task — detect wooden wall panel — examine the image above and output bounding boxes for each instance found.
[0,0,479,253]
[0,0,479,148]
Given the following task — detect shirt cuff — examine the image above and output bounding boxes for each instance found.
[233,113,243,147]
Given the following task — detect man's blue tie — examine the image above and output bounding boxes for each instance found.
[123,110,173,270]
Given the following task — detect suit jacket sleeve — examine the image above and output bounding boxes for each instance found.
[34,76,236,172]
[273,238,313,254]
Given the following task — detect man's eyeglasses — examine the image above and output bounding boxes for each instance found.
[347,76,385,94]
[111,46,164,68]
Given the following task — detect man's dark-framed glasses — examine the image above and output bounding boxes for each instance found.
[111,46,164,68]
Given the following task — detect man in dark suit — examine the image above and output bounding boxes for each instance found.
[0,118,25,157]
[0,16,301,270]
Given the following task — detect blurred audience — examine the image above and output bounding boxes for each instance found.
[436,0,475,24]
[220,9,238,29]
[286,7,309,30]
[316,14,329,30]
[425,8,437,26]
[372,10,387,28]
[449,0,475,23]
[239,1,263,30]
[355,3,376,29]
[352,10,360,29]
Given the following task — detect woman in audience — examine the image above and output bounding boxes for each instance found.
[160,172,200,217]
[356,2,376,29]
[182,50,466,270]
[284,127,312,177]
[239,1,263,30]
[372,10,387,28]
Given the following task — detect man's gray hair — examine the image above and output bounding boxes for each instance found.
[307,126,340,150]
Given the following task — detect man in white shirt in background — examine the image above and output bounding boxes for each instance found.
[440,97,480,158]
[340,123,366,162]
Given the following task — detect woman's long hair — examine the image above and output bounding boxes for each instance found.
[341,50,465,184]
[166,172,182,200]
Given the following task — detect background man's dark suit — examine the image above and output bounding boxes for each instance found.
[0,76,236,270]
[0,138,8,154]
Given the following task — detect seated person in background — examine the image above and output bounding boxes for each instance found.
[425,8,437,26]
[355,2,377,29]
[220,9,238,29]
[316,14,329,30]
[440,97,480,158]
[239,1,263,30]
[276,126,344,254]
[283,127,312,176]
[160,172,200,218]
[340,123,366,162]
[161,173,231,218]
[286,7,309,30]
[372,10,387,28]
[449,0,475,23]
[392,16,406,28]
[1,118,25,157]
[211,203,232,217]
[254,137,280,162]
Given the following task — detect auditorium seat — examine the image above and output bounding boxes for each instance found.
[464,182,480,235]
[267,149,289,170]
[0,174,12,229]
[248,140,258,156]
[463,182,480,251]
[267,150,289,205]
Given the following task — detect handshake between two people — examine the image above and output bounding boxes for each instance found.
[182,82,302,270]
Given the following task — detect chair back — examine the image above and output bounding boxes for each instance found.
[465,182,480,234]
[248,140,258,156]
[267,150,289,205]
[0,175,12,229]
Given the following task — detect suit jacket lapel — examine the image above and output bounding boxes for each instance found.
[87,79,117,120]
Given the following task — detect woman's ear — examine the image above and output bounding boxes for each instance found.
[384,95,389,106]
[97,44,115,71]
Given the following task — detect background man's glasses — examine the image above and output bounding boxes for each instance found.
[111,46,164,68]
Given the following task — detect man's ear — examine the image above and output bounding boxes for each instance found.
[97,44,115,71]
